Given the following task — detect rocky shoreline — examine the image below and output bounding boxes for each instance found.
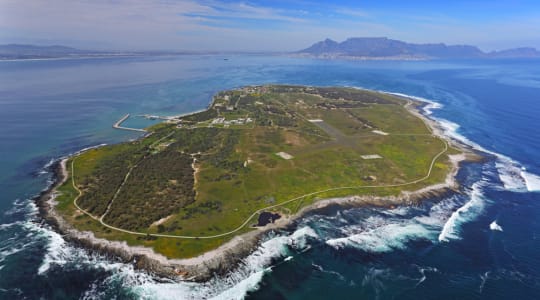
[36,94,483,283]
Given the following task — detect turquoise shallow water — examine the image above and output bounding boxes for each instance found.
[0,55,539,299]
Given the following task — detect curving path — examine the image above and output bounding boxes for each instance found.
[70,135,449,240]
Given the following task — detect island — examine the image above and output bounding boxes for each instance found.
[40,85,472,280]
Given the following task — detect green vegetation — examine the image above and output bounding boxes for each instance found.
[54,85,458,259]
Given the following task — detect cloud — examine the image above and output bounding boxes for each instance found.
[0,0,539,51]
[333,8,369,18]
[0,0,314,50]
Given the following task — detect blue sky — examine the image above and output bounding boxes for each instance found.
[1,0,539,51]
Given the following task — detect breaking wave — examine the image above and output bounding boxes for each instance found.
[326,221,433,253]
[129,226,317,300]
[322,198,460,253]
[437,118,538,193]
[490,221,503,232]
[438,181,487,242]
[393,91,540,194]
[384,91,444,116]
[521,169,540,192]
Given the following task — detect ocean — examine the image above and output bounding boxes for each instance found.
[0,55,539,299]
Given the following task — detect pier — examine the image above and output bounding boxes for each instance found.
[113,114,147,132]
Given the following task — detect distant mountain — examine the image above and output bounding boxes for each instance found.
[0,44,166,60]
[489,47,540,58]
[298,37,540,60]
[0,44,260,60]
[0,44,103,59]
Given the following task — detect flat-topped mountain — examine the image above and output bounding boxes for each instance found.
[298,37,540,59]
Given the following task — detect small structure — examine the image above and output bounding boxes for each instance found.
[361,154,383,160]
[276,152,294,160]
[372,130,389,136]
[364,175,377,181]
[308,119,324,123]
[211,117,225,125]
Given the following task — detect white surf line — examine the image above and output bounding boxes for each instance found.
[70,136,449,239]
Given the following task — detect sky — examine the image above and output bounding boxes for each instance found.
[0,0,539,51]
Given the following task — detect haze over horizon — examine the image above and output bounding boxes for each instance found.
[1,0,539,52]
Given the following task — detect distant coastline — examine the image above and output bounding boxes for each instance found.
[0,44,282,61]
[296,37,540,60]
[3,39,540,62]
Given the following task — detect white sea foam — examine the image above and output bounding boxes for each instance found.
[322,197,472,253]
[496,162,526,191]
[0,221,23,231]
[490,221,503,232]
[361,267,393,297]
[289,226,318,249]
[0,244,27,264]
[438,182,486,242]
[311,263,345,281]
[381,90,540,194]
[43,157,55,168]
[209,270,266,300]
[0,197,122,277]
[37,227,72,274]
[131,226,317,300]
[428,106,539,193]
[0,200,43,266]
[416,195,462,228]
[74,143,108,156]
[383,91,444,116]
[521,169,540,192]
[326,221,433,253]
[415,266,438,287]
[479,271,491,293]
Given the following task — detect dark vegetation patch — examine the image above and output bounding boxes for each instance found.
[104,148,195,230]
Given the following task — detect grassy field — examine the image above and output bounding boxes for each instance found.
[53,85,458,259]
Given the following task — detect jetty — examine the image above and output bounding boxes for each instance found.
[113,114,147,132]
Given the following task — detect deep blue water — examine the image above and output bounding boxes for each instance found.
[0,55,539,299]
